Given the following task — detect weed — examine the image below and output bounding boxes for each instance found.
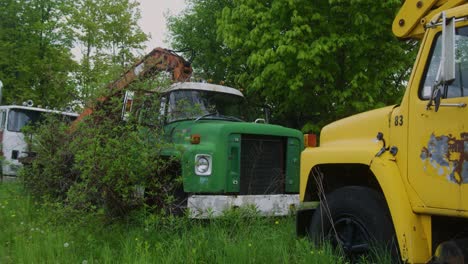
[0,182,393,263]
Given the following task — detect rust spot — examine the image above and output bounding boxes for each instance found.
[421,133,468,184]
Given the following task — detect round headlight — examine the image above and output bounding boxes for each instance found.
[196,157,210,174]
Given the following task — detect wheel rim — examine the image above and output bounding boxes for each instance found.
[327,214,372,260]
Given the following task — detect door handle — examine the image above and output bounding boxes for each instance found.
[439,102,467,108]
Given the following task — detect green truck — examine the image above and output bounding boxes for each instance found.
[124,82,303,218]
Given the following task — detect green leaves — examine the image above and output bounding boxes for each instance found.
[0,0,77,107]
[169,0,417,132]
[22,82,182,218]
[167,0,237,83]
[71,0,148,101]
[0,0,148,108]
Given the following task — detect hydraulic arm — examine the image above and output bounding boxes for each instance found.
[393,0,467,39]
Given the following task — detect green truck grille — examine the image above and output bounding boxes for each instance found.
[240,135,286,195]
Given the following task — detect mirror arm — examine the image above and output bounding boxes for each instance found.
[427,83,441,110]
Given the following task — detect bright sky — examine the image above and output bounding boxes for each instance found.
[137,0,186,52]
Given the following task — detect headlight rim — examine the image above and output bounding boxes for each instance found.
[195,154,212,176]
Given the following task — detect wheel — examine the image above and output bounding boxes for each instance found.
[308,186,399,262]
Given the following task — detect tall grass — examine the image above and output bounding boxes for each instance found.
[0,182,388,263]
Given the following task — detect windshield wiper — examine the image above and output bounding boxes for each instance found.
[194,111,218,122]
[218,115,243,122]
[194,112,243,122]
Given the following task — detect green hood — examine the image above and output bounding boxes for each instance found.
[166,120,303,145]
[163,119,303,194]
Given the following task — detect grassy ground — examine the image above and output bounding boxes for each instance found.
[0,182,387,264]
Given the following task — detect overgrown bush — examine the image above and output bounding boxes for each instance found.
[21,80,184,219]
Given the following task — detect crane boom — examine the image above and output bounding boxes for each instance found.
[107,47,192,92]
[75,47,192,123]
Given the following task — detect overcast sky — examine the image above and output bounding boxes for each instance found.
[137,0,186,52]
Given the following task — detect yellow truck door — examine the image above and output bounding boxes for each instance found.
[409,25,468,212]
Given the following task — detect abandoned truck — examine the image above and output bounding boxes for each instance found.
[75,48,303,217]
[123,82,303,218]
[297,0,468,263]
[0,102,78,180]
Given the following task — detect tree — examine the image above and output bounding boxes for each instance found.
[0,0,77,107]
[70,0,148,101]
[167,0,239,84]
[0,0,149,111]
[169,0,417,131]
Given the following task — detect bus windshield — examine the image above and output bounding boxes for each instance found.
[7,109,43,132]
[7,109,76,132]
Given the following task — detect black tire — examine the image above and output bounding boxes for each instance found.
[309,186,400,262]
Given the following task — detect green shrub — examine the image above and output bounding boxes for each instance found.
[21,81,183,219]
[21,114,77,200]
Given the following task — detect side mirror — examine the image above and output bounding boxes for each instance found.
[428,12,456,112]
[438,12,456,84]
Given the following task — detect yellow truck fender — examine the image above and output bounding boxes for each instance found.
[370,154,432,263]
[301,144,433,263]
[300,140,378,200]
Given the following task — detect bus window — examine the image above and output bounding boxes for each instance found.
[7,109,42,132]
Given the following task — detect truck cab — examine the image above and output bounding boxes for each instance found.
[0,104,78,180]
[297,3,468,263]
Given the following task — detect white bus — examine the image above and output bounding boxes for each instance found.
[0,104,78,179]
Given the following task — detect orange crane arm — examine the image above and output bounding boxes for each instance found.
[75,47,192,123]
[107,47,192,91]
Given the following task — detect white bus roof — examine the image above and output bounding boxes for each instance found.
[165,82,244,98]
[0,105,79,116]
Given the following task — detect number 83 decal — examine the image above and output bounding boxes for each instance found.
[394,115,403,126]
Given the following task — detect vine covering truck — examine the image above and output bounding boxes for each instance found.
[297,0,468,263]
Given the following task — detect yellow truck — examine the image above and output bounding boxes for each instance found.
[297,1,468,263]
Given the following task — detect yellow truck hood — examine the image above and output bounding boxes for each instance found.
[320,105,396,149]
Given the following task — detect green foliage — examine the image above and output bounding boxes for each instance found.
[169,0,418,132]
[21,81,182,218]
[0,0,77,107]
[167,0,236,84]
[220,0,417,132]
[0,0,148,108]
[71,0,148,101]
[21,114,78,200]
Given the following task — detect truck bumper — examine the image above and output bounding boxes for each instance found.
[188,194,299,218]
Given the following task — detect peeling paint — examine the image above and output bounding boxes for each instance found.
[420,133,468,184]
